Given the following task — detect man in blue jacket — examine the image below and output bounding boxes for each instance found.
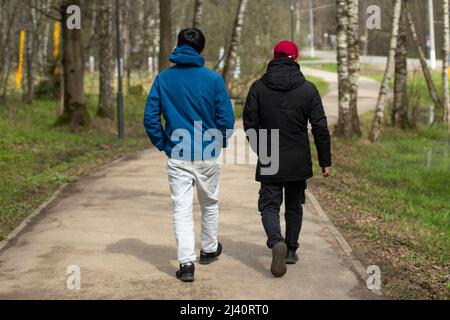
[144,28,235,282]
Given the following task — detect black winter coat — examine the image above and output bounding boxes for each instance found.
[243,58,332,183]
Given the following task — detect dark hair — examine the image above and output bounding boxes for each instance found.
[177,28,206,53]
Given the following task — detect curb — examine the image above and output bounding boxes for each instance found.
[306,190,383,297]
[0,183,68,253]
[0,155,129,254]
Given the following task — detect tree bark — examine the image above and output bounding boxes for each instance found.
[41,0,53,75]
[347,0,361,136]
[24,5,40,104]
[159,0,173,72]
[442,0,450,124]
[222,0,249,87]
[393,1,409,130]
[122,0,132,91]
[85,1,97,64]
[406,2,442,120]
[193,0,203,29]
[335,0,352,138]
[141,0,152,70]
[0,2,18,104]
[369,0,402,142]
[24,23,34,104]
[97,0,114,120]
[58,0,90,127]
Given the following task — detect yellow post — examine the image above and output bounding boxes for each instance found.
[53,22,60,74]
[16,31,25,89]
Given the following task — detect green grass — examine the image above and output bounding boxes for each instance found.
[311,63,338,73]
[307,62,385,81]
[0,94,149,240]
[311,120,450,299]
[309,75,329,96]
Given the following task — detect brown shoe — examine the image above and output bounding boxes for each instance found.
[271,242,288,277]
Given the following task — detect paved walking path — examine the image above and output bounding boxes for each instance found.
[0,67,381,300]
[304,49,444,69]
[302,66,381,125]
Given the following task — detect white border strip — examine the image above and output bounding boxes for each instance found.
[306,190,383,296]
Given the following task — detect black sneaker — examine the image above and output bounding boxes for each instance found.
[176,263,195,282]
[199,243,222,265]
[271,242,288,277]
[286,250,299,265]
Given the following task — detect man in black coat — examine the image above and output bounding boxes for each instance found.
[243,41,332,278]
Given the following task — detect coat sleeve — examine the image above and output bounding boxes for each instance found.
[309,86,332,168]
[143,76,167,153]
[243,82,259,153]
[214,75,235,148]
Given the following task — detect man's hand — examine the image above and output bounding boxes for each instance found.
[322,167,332,178]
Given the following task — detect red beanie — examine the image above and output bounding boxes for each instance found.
[273,41,299,60]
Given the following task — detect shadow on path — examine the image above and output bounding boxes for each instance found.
[221,236,272,278]
[105,237,273,279]
[105,239,177,278]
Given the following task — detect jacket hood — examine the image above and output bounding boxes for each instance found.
[169,44,205,67]
[261,58,305,91]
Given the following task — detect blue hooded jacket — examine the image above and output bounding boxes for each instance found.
[144,45,235,161]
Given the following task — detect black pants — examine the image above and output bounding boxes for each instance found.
[258,181,307,251]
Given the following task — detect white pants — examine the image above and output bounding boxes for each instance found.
[167,158,221,264]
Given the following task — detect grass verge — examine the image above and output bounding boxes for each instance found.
[306,62,385,82]
[0,94,150,241]
[310,115,450,299]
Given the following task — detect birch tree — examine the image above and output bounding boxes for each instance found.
[24,6,37,104]
[393,0,408,129]
[369,0,402,142]
[222,0,249,87]
[0,1,18,103]
[97,0,114,120]
[40,0,53,75]
[335,0,352,138]
[442,0,450,124]
[159,0,173,72]
[347,0,361,136]
[406,2,442,121]
[193,0,203,29]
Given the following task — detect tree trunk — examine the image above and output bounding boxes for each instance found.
[159,0,173,72]
[97,0,114,120]
[442,0,450,124]
[24,26,34,104]
[85,1,97,63]
[406,2,442,120]
[123,0,132,91]
[0,3,18,104]
[141,0,152,70]
[369,0,402,142]
[393,1,409,130]
[347,0,361,136]
[193,0,203,29]
[58,0,90,127]
[335,0,352,138]
[40,0,52,75]
[222,0,249,87]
